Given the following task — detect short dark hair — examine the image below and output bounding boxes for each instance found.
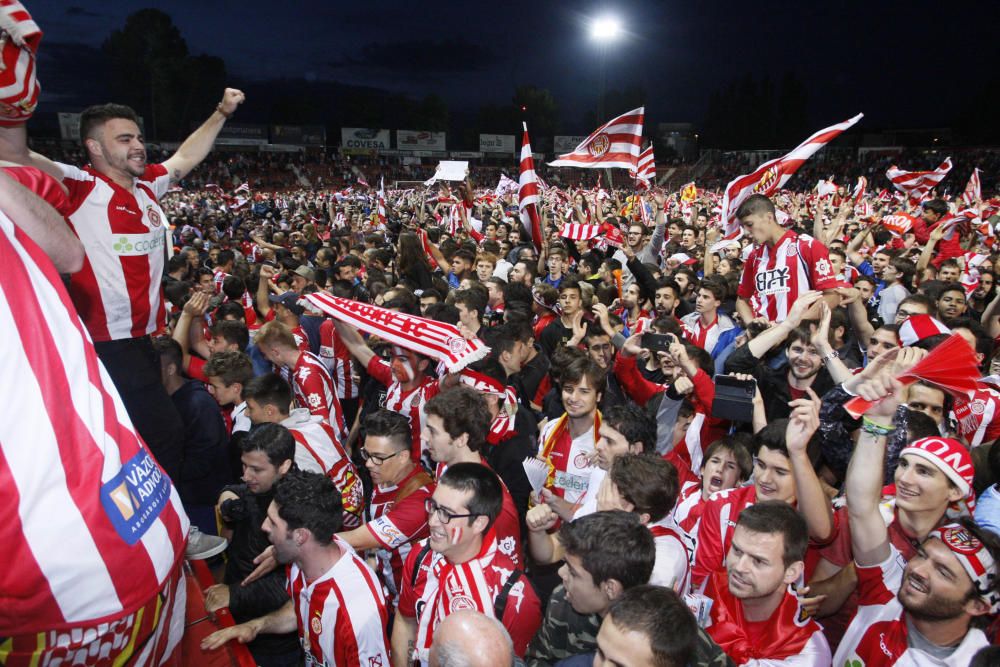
[558,510,655,589]
[606,585,697,667]
[735,193,776,220]
[240,423,295,467]
[699,277,727,302]
[922,198,949,217]
[204,350,253,387]
[785,325,816,350]
[609,454,679,523]
[557,279,583,296]
[363,409,412,453]
[216,300,246,322]
[736,500,808,567]
[210,320,250,351]
[424,386,491,452]
[273,470,342,546]
[453,286,488,319]
[222,275,247,302]
[603,403,657,454]
[79,103,140,147]
[438,462,504,531]
[753,419,790,459]
[153,336,183,372]
[242,373,292,413]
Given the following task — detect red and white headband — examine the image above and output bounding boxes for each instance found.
[929,524,1000,614]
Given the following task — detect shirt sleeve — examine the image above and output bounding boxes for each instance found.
[396,543,426,618]
[366,355,393,388]
[737,256,756,300]
[499,574,543,658]
[145,163,171,199]
[366,487,431,549]
[804,239,838,291]
[855,547,904,607]
[2,166,72,215]
[692,495,726,586]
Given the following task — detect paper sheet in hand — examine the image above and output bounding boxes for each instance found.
[424,161,469,186]
[522,457,549,494]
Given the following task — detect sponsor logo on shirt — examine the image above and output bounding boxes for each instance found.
[554,470,589,493]
[111,232,165,257]
[755,267,790,295]
[100,449,171,545]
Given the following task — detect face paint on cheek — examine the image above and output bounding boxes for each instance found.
[450,526,463,545]
[391,358,415,383]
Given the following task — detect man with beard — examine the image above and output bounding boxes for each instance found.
[204,425,302,666]
[202,470,390,665]
[13,90,245,484]
[724,290,835,421]
[699,502,832,665]
[833,371,1000,665]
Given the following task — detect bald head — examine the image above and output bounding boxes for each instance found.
[428,610,514,667]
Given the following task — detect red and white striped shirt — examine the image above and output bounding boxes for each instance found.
[291,351,346,439]
[648,518,691,594]
[282,409,363,527]
[366,467,435,601]
[58,162,172,342]
[286,538,390,667]
[738,231,838,322]
[366,356,441,464]
[0,209,187,633]
[318,318,358,400]
[834,547,988,666]
[692,485,757,587]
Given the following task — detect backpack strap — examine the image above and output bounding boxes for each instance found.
[410,542,433,588]
[493,569,524,619]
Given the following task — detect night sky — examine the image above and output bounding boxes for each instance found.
[31,1,1000,133]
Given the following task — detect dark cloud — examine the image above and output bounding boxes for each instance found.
[330,38,495,77]
[65,6,103,18]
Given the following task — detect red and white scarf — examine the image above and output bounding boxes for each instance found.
[459,369,519,444]
[304,293,488,372]
[415,531,500,657]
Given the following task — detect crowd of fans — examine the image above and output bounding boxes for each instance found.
[7,2,1000,664]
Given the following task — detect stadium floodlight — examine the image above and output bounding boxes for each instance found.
[589,15,622,42]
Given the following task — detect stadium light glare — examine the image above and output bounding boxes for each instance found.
[590,15,622,42]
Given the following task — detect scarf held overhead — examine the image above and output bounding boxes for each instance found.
[303,292,489,372]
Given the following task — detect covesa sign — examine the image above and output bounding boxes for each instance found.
[341,128,390,150]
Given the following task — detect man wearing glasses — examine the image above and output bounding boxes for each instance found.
[392,463,542,667]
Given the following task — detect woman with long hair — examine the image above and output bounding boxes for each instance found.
[396,232,435,290]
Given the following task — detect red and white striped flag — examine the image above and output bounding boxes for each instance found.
[357,175,370,188]
[886,158,952,204]
[560,223,603,241]
[518,122,544,251]
[631,145,655,189]
[853,176,867,204]
[549,107,645,170]
[377,176,387,226]
[720,113,863,235]
[963,168,982,207]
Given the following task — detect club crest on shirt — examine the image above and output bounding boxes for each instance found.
[311,615,322,635]
[146,205,162,227]
[449,595,476,612]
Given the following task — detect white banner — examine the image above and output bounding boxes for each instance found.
[554,135,587,154]
[479,133,515,154]
[341,127,391,150]
[397,130,446,150]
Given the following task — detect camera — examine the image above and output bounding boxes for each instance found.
[219,497,249,522]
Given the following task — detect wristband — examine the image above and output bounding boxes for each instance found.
[216,103,232,119]
[861,416,892,437]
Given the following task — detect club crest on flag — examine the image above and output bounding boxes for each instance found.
[589,134,611,157]
[940,526,981,554]
[755,166,779,193]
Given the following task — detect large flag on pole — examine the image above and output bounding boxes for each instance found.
[631,145,655,190]
[720,113,863,235]
[886,158,952,205]
[549,107,645,170]
[518,122,543,251]
[377,176,387,227]
[962,167,982,207]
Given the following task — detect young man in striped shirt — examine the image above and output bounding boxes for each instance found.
[203,470,390,666]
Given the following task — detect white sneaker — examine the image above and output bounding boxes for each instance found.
[186,526,228,560]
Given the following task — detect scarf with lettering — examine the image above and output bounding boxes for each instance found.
[303,292,488,372]
[415,530,500,656]
[539,411,601,496]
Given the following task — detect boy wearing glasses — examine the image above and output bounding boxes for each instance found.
[392,463,541,666]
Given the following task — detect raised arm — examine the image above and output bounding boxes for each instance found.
[0,169,83,273]
[163,89,245,183]
[255,264,276,318]
[172,291,211,369]
[333,320,376,368]
[746,291,823,359]
[786,389,834,541]
[845,221,875,268]
[915,224,946,278]
[810,302,853,384]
